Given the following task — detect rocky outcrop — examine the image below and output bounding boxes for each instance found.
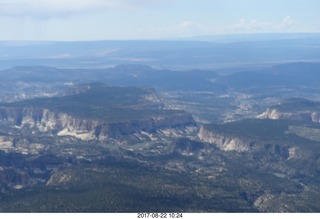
[46,169,75,186]
[257,108,320,123]
[0,136,14,151]
[0,106,197,143]
[198,125,293,159]
[198,126,250,152]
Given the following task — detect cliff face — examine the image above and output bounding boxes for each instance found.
[198,125,298,160]
[196,124,316,186]
[0,136,14,152]
[0,106,197,143]
[198,126,250,152]
[257,108,320,123]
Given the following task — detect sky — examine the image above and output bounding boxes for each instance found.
[0,0,320,41]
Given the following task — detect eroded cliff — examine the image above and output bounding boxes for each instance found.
[198,126,250,152]
[257,108,320,122]
[0,106,197,143]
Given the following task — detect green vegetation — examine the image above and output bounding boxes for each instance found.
[203,119,320,158]
[0,160,255,212]
[204,119,295,139]
[1,84,185,122]
[2,62,320,212]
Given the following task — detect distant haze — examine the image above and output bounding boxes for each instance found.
[0,0,320,41]
[1,34,320,70]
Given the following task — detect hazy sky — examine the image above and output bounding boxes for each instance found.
[0,0,320,41]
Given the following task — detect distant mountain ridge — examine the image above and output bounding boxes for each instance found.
[2,34,320,69]
[1,62,320,92]
[214,62,320,90]
[0,64,221,92]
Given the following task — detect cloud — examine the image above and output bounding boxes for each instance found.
[228,19,274,33]
[0,0,166,17]
[218,16,317,34]
[149,21,208,38]
[281,16,296,27]
[150,16,320,39]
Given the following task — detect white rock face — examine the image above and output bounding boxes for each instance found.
[0,107,104,141]
[8,108,103,140]
[257,108,320,123]
[288,147,297,160]
[57,128,96,141]
[198,126,249,152]
[0,106,196,143]
[37,109,63,132]
[0,136,14,150]
[254,193,276,210]
[257,108,281,119]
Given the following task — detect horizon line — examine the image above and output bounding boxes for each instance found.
[1,32,320,43]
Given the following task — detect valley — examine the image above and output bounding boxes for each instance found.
[1,38,320,212]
